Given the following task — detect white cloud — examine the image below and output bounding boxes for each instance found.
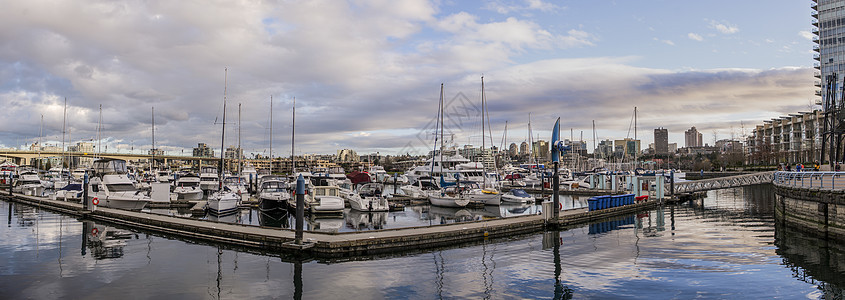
[708,19,739,34]
[798,30,815,41]
[688,33,704,41]
[653,38,675,46]
[485,0,563,14]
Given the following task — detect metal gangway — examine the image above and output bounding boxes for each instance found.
[672,171,775,194]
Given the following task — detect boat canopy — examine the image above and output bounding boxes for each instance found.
[510,189,530,197]
[93,159,127,175]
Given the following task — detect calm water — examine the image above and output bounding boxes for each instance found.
[2,185,844,299]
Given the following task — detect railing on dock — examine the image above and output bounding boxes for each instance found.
[773,171,845,190]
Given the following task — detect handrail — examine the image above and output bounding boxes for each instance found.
[773,171,845,190]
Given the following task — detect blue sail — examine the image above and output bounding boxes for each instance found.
[552,117,561,163]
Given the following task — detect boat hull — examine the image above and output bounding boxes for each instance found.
[501,194,534,203]
[428,194,470,208]
[207,192,239,215]
[468,192,501,206]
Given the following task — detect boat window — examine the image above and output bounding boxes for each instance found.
[179,182,199,187]
[107,184,137,192]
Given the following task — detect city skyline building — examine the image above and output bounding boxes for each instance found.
[654,127,669,155]
[685,126,703,147]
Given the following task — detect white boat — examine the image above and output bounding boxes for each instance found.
[87,159,151,210]
[257,178,290,212]
[223,176,248,201]
[501,188,535,203]
[428,186,471,208]
[71,168,87,180]
[199,166,220,193]
[155,169,172,183]
[207,69,241,216]
[172,173,203,200]
[51,183,84,202]
[13,171,46,196]
[465,186,502,206]
[289,183,345,214]
[206,189,240,215]
[348,183,389,212]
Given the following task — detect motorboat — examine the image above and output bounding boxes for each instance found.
[501,188,535,203]
[223,176,248,201]
[52,183,83,202]
[13,171,46,196]
[401,178,439,198]
[348,183,389,212]
[87,159,151,210]
[457,181,501,206]
[199,166,220,193]
[288,180,344,215]
[257,178,291,213]
[206,186,240,215]
[172,173,203,201]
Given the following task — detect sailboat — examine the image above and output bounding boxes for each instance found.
[428,84,471,208]
[206,68,241,216]
[464,76,501,206]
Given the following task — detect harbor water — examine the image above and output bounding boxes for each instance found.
[2,185,843,299]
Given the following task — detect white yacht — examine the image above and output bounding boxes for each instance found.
[13,171,46,196]
[348,183,389,212]
[288,181,344,214]
[257,178,290,212]
[501,188,535,203]
[173,173,203,201]
[404,153,471,185]
[206,187,240,215]
[199,166,220,193]
[223,176,248,201]
[87,159,150,210]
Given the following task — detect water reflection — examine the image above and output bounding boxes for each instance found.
[776,210,845,298]
[2,185,845,299]
[81,220,134,259]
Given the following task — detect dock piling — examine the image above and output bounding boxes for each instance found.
[295,174,305,245]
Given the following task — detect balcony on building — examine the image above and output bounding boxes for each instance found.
[814,53,821,61]
[815,71,821,78]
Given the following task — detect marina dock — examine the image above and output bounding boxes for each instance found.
[1,191,673,258]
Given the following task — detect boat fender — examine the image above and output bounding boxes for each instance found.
[92,227,99,235]
[559,202,563,211]
[92,198,99,206]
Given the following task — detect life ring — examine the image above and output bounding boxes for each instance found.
[91,227,99,235]
[92,198,99,205]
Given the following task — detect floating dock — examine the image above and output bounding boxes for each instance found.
[1,191,675,258]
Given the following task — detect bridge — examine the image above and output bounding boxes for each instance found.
[673,171,776,194]
[0,150,221,166]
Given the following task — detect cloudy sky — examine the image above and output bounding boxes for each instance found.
[0,0,815,157]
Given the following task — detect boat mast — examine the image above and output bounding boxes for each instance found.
[291,97,296,175]
[237,102,241,175]
[219,68,228,186]
[97,104,102,158]
[481,76,485,184]
[528,113,533,169]
[151,106,155,171]
[38,115,42,168]
[592,120,597,166]
[61,97,67,170]
[269,95,273,175]
[634,106,638,169]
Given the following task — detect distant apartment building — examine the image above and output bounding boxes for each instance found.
[192,143,214,157]
[685,126,703,147]
[508,143,518,157]
[519,141,529,156]
[654,127,669,154]
[595,140,614,158]
[747,110,822,164]
[337,149,359,162]
[613,138,641,158]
